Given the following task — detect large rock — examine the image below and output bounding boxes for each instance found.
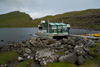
[35,48,58,65]
[29,40,37,45]
[59,53,77,64]
[61,38,68,44]
[74,45,86,56]
[40,37,47,40]
[48,39,56,45]
[42,40,49,45]
[17,48,24,55]
[21,43,27,47]
[77,56,85,65]
[55,41,61,46]
[87,40,96,47]
[67,45,73,49]
[82,47,90,52]
[26,42,31,47]
[24,48,32,54]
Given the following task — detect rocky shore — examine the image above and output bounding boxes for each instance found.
[0,36,100,67]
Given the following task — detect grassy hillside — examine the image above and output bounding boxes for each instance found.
[33,9,100,29]
[0,9,100,28]
[0,11,35,27]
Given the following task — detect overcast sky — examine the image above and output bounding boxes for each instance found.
[0,0,100,19]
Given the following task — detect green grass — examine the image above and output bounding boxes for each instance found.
[79,60,98,67]
[41,62,77,67]
[14,59,33,67]
[88,43,100,63]
[0,51,18,65]
[56,51,66,55]
[96,43,100,46]
[41,60,98,67]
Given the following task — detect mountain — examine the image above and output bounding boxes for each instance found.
[0,9,100,29]
[33,9,100,29]
[0,11,34,27]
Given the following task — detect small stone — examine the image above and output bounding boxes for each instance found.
[40,61,47,65]
[24,48,32,54]
[18,56,23,62]
[5,64,8,67]
[23,53,28,57]
[65,51,69,54]
[1,65,4,67]
[27,56,31,59]
[31,57,33,59]
[35,57,38,60]
[1,40,4,42]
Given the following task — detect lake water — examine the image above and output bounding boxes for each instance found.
[0,28,100,45]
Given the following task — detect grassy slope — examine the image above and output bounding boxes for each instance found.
[14,59,33,67]
[33,9,100,29]
[0,11,35,27]
[0,9,100,28]
[0,51,18,65]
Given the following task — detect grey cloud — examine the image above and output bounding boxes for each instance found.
[0,0,99,18]
[0,0,37,14]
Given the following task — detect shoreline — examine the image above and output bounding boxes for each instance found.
[0,27,100,30]
[0,36,100,67]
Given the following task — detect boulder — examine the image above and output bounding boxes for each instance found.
[23,53,28,57]
[42,40,49,45]
[26,42,31,47]
[55,41,61,46]
[17,48,23,55]
[68,39,75,46]
[61,38,68,44]
[35,48,58,65]
[21,43,27,47]
[29,40,37,45]
[84,55,94,60]
[87,40,96,47]
[67,45,73,49]
[24,48,32,54]
[77,56,85,65]
[74,45,86,56]
[59,53,77,64]
[48,39,56,44]
[40,37,47,40]
[83,47,90,52]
